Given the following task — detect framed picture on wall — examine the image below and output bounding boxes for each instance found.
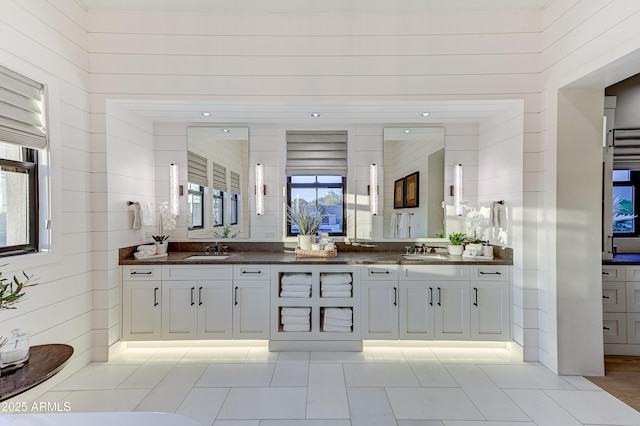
[394,178,405,209]
[404,171,419,208]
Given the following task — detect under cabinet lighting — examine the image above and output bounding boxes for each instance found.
[169,163,180,216]
[256,163,265,215]
[454,163,463,216]
[369,163,379,215]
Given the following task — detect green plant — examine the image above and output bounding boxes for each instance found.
[435,229,446,238]
[0,266,37,310]
[448,232,466,246]
[213,222,239,238]
[287,205,325,235]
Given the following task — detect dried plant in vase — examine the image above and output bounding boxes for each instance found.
[0,265,36,311]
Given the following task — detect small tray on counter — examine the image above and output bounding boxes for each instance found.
[295,248,337,258]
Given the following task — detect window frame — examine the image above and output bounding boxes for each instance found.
[187,182,204,231]
[286,176,346,237]
[613,169,640,237]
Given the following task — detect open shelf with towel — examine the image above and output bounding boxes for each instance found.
[270,265,361,351]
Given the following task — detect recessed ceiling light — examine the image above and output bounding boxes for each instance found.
[200,112,211,117]
[221,128,230,133]
[420,112,430,117]
[404,129,411,134]
[311,113,321,118]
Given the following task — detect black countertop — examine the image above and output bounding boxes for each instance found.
[120,251,513,266]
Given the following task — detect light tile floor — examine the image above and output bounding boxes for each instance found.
[22,344,640,425]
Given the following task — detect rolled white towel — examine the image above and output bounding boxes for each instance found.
[321,290,352,298]
[323,324,352,333]
[281,315,310,325]
[137,244,157,254]
[323,317,352,327]
[283,324,310,332]
[280,290,311,298]
[324,307,352,321]
[321,284,352,291]
[281,273,312,285]
[281,307,311,317]
[320,273,352,285]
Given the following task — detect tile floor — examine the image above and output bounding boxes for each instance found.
[23,344,640,425]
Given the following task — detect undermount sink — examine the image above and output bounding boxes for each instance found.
[402,253,448,260]
[185,255,229,260]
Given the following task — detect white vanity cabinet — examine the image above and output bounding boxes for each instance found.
[161,265,233,340]
[602,265,627,346]
[122,266,162,340]
[469,265,510,341]
[361,265,399,339]
[232,265,270,339]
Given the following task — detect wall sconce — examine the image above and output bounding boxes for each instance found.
[169,163,181,216]
[454,163,463,216]
[369,163,379,215]
[255,163,265,215]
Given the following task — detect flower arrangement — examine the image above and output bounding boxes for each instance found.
[213,222,239,238]
[448,232,466,246]
[0,265,36,310]
[287,205,324,235]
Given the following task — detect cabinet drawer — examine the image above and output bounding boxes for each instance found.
[603,313,627,344]
[627,282,640,313]
[401,265,468,281]
[469,265,510,281]
[603,282,626,313]
[162,265,232,280]
[234,265,271,280]
[123,265,161,280]
[627,313,640,344]
[601,265,625,281]
[625,266,640,282]
[363,265,399,281]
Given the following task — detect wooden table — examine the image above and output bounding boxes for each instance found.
[0,344,74,401]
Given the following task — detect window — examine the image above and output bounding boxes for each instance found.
[230,192,239,225]
[613,169,639,236]
[287,176,345,236]
[187,182,204,230]
[0,65,47,257]
[212,189,224,227]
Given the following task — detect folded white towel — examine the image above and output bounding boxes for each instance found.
[320,273,352,285]
[134,251,167,260]
[140,202,154,226]
[137,244,157,254]
[281,315,310,325]
[131,202,142,230]
[323,324,352,333]
[281,273,313,285]
[321,284,352,291]
[283,324,310,332]
[321,290,352,298]
[281,284,312,291]
[281,307,311,317]
[324,307,352,321]
[323,317,352,327]
[280,290,311,298]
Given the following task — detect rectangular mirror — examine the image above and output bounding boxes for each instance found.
[187,127,249,239]
[383,127,445,239]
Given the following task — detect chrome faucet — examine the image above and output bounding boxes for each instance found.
[204,243,220,255]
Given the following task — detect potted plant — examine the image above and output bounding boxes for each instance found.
[287,205,324,250]
[448,232,466,256]
[0,266,36,310]
[153,202,176,254]
[1,266,36,368]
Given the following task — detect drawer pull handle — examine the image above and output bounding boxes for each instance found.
[437,287,442,306]
[191,287,195,306]
[603,295,610,299]
[479,271,501,275]
[153,287,159,306]
[371,270,390,275]
[242,270,262,275]
[393,287,397,306]
[602,271,610,275]
[131,271,152,275]
[429,287,433,306]
[235,286,239,306]
[473,287,478,306]
[603,326,611,331]
[199,287,203,305]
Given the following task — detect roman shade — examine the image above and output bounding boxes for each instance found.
[187,151,208,187]
[0,64,47,150]
[230,170,241,194]
[211,161,227,192]
[286,130,347,176]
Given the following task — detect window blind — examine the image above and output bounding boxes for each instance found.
[286,130,347,176]
[211,161,227,192]
[187,151,208,187]
[0,65,47,150]
[230,170,241,194]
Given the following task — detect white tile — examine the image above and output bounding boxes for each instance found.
[444,364,530,422]
[432,348,508,364]
[271,360,309,386]
[54,364,138,390]
[344,363,420,387]
[134,364,208,412]
[279,351,310,361]
[196,363,275,387]
[504,389,583,426]
[368,347,407,362]
[63,389,150,412]
[213,421,258,426]
[176,388,229,426]
[217,387,307,420]
[108,347,159,364]
[245,347,279,363]
[117,363,174,389]
[480,364,575,389]
[180,347,250,363]
[561,375,603,391]
[386,388,484,421]
[261,421,351,426]
[397,421,444,426]
[347,388,397,426]
[306,364,349,419]
[407,361,458,387]
[442,422,534,426]
[400,347,439,362]
[310,351,374,363]
[544,389,640,425]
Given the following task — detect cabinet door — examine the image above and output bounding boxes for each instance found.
[603,313,627,344]
[470,282,509,341]
[232,281,270,339]
[198,280,233,339]
[603,281,626,313]
[626,282,640,313]
[122,281,162,340]
[434,281,470,340]
[162,281,198,339]
[399,282,435,339]
[361,282,398,339]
